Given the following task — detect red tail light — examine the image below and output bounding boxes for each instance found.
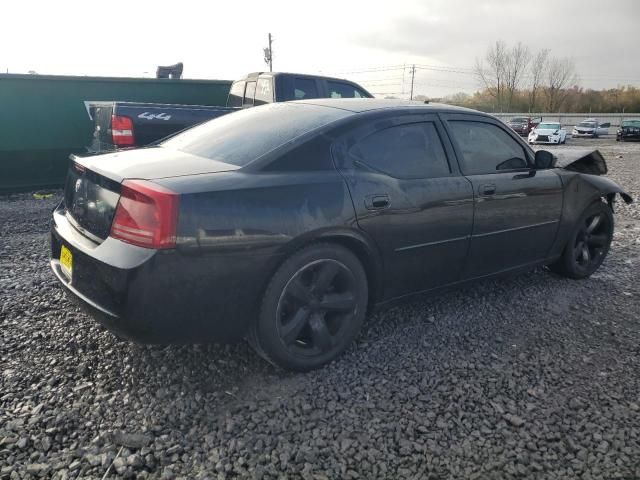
[110,180,179,249]
[111,115,135,146]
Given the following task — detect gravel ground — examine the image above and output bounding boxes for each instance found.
[1,137,639,479]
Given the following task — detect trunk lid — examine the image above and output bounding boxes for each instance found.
[65,147,239,241]
[74,147,240,183]
[63,161,121,241]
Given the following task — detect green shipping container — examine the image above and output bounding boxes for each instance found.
[0,74,232,192]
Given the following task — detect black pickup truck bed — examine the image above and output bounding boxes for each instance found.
[86,72,372,152]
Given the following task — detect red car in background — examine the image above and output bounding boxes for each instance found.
[507,116,542,136]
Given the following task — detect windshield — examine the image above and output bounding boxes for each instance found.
[622,120,640,127]
[161,103,351,167]
[510,117,528,123]
[537,123,560,130]
[578,121,596,127]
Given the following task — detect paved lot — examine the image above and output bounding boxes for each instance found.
[1,137,639,479]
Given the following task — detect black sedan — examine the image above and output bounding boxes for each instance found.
[50,99,632,371]
[616,119,640,141]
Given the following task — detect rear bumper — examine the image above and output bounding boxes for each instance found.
[50,208,280,343]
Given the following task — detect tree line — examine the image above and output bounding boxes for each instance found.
[437,40,640,113]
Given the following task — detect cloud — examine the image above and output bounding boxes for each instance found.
[351,0,640,89]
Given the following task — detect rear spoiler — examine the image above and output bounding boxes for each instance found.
[553,149,607,175]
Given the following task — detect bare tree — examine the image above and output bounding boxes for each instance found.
[544,57,578,112]
[476,41,531,112]
[475,40,509,111]
[504,42,531,111]
[528,49,549,112]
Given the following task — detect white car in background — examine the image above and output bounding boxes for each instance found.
[528,122,567,145]
[572,119,610,138]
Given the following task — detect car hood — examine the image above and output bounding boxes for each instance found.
[532,129,560,135]
[575,126,595,131]
[73,147,240,183]
[553,149,608,175]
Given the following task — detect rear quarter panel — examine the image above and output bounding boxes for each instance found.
[152,170,363,339]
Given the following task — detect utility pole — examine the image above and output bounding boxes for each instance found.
[409,64,416,100]
[263,33,273,72]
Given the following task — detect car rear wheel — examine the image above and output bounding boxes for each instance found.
[249,243,368,371]
[548,201,613,279]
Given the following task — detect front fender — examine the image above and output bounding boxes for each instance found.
[577,174,633,206]
[548,171,633,259]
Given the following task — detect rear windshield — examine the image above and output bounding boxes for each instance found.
[160,103,350,166]
[227,81,245,107]
[537,123,560,129]
[511,117,528,123]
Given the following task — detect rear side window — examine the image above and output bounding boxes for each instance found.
[254,78,273,105]
[449,121,528,175]
[349,123,450,179]
[293,78,319,100]
[328,81,368,98]
[243,81,256,107]
[227,81,245,107]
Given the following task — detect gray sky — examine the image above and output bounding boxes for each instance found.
[2,0,639,98]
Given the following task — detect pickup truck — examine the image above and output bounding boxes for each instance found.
[87,72,373,152]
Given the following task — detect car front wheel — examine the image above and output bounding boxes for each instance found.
[548,201,613,279]
[249,243,368,371]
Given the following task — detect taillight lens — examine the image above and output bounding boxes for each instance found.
[111,115,135,146]
[110,180,179,249]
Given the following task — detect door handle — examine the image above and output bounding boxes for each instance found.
[479,184,496,196]
[365,194,390,210]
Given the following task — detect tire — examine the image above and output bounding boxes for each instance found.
[548,201,614,279]
[248,243,368,371]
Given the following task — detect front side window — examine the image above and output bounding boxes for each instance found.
[227,81,245,107]
[293,78,319,100]
[243,81,256,107]
[449,121,528,175]
[328,81,368,98]
[349,122,450,179]
[254,78,273,105]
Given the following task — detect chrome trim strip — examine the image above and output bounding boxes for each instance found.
[395,235,470,252]
[472,220,559,239]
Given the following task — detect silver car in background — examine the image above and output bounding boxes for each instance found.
[572,119,610,138]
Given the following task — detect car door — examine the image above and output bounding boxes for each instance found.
[441,114,563,279]
[597,122,610,135]
[332,113,474,300]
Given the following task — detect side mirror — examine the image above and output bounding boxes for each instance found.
[534,150,555,169]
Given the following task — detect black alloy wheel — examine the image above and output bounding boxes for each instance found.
[549,201,613,279]
[249,243,368,371]
[572,211,611,271]
[277,259,357,355]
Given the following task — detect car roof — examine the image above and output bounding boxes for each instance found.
[238,71,366,85]
[291,98,481,115]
